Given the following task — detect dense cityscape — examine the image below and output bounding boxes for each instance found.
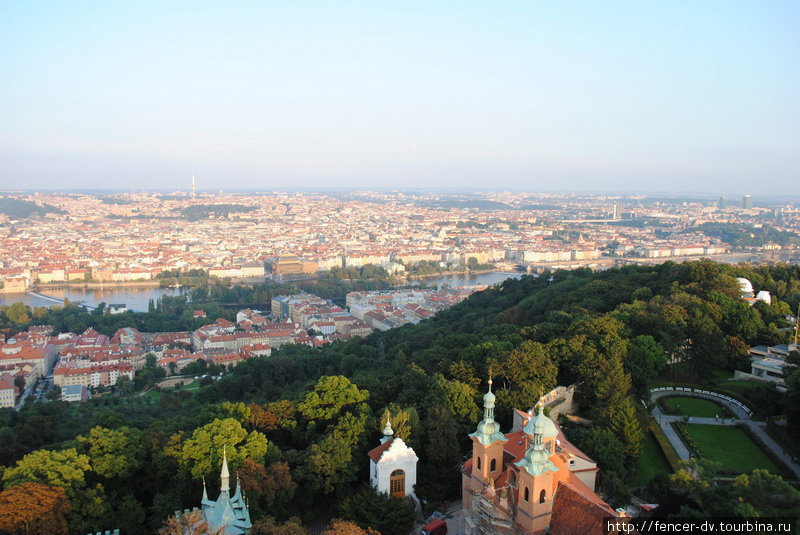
[0,191,798,296]
[1,189,800,535]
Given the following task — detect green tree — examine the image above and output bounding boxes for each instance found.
[167,418,268,479]
[577,428,626,479]
[78,426,144,479]
[491,340,558,411]
[298,376,369,421]
[378,405,420,448]
[7,302,31,324]
[114,375,133,395]
[626,335,668,396]
[3,448,90,493]
[68,483,111,535]
[303,407,370,494]
[607,399,643,459]
[338,485,415,535]
[432,375,480,426]
[416,406,461,501]
[203,402,252,424]
[730,469,800,517]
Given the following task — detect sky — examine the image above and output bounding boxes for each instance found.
[1,1,798,194]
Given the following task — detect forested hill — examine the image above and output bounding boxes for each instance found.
[2,261,799,534]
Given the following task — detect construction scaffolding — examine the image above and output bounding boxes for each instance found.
[463,487,523,535]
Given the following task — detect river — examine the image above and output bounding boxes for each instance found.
[0,271,524,312]
[0,286,188,312]
[406,271,523,289]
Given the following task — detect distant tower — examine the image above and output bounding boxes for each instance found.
[718,196,726,209]
[191,175,197,200]
[612,203,620,220]
[742,194,752,209]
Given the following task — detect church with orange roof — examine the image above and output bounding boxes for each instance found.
[462,380,628,535]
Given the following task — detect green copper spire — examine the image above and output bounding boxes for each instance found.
[516,404,558,476]
[523,403,558,439]
[469,378,507,446]
[381,415,394,444]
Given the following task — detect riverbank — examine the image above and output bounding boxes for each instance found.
[36,280,163,290]
[34,275,268,291]
[401,268,505,282]
[2,270,526,312]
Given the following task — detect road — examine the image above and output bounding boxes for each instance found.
[14,379,37,410]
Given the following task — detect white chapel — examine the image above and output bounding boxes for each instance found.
[367,416,419,498]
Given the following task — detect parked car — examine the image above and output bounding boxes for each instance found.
[421,518,447,535]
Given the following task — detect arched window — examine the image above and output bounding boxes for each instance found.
[490,458,497,472]
[524,487,529,502]
[539,489,546,503]
[390,469,405,497]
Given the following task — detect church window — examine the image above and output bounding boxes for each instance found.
[524,487,529,502]
[490,458,497,472]
[390,469,405,497]
[477,457,481,470]
[539,489,546,503]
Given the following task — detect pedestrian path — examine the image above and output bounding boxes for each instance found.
[649,388,800,479]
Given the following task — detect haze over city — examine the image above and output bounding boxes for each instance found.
[2,1,799,193]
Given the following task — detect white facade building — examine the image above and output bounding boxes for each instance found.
[368,418,418,498]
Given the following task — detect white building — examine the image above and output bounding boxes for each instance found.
[367,418,418,499]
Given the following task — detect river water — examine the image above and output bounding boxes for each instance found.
[0,286,188,312]
[0,272,524,312]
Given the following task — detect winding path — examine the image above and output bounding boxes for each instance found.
[648,387,800,479]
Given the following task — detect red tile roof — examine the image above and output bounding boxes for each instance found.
[549,480,621,535]
[367,438,394,462]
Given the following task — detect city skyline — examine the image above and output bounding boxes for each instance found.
[2,2,799,194]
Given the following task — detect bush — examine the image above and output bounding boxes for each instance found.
[338,485,414,535]
[672,421,703,458]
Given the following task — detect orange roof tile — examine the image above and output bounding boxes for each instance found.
[367,438,394,462]
[549,480,621,535]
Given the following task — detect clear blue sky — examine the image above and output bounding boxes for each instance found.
[1,1,798,194]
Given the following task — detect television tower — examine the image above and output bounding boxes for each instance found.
[191,175,197,199]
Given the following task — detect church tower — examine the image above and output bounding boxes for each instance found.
[514,405,563,533]
[463,379,508,509]
[197,445,252,534]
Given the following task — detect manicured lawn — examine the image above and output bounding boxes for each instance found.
[662,396,724,418]
[183,379,201,390]
[634,431,671,486]
[141,389,162,403]
[684,424,779,474]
